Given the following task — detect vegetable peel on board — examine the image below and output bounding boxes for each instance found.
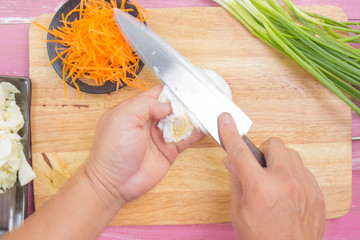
[214,0,360,116]
[33,0,148,99]
[0,82,35,193]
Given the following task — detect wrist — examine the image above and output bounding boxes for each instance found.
[10,161,128,239]
[82,161,126,211]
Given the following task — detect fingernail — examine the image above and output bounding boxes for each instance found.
[220,112,232,125]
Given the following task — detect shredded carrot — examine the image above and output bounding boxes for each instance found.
[33,0,148,99]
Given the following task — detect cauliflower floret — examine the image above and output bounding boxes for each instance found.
[0,82,35,193]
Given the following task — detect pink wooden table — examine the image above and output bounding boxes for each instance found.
[1,0,360,239]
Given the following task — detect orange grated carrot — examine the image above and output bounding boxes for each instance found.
[33,0,148,99]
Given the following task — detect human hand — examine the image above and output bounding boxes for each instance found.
[85,85,203,206]
[218,113,325,240]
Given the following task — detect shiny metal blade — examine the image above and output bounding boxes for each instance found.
[113,8,252,145]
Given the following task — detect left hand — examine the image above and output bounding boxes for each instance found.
[85,85,203,205]
[0,85,202,240]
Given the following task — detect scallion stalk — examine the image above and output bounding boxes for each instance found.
[214,0,360,116]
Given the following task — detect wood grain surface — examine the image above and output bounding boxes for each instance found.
[30,6,352,225]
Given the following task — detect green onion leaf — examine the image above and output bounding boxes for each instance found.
[214,0,360,116]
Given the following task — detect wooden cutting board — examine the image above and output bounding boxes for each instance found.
[30,6,352,225]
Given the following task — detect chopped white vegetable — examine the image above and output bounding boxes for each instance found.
[18,150,36,186]
[158,68,232,143]
[0,82,19,105]
[0,82,35,193]
[0,82,24,133]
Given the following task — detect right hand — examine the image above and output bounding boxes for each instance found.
[218,112,325,240]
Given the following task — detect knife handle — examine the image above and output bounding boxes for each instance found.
[242,135,267,168]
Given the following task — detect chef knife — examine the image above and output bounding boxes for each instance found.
[113,8,266,167]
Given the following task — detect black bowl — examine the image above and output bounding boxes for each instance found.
[47,0,145,94]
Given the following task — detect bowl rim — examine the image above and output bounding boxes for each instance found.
[46,0,145,94]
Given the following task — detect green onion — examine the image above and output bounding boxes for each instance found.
[214,0,360,116]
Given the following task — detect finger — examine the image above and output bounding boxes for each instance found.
[218,112,264,182]
[119,85,164,107]
[223,156,244,216]
[141,85,172,120]
[287,148,305,168]
[303,168,322,192]
[122,95,170,125]
[138,84,164,98]
[223,156,243,204]
[151,122,204,165]
[150,120,176,161]
[149,99,172,120]
[223,156,240,183]
[175,129,204,153]
[261,138,304,170]
[260,137,291,168]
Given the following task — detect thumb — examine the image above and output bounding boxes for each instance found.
[149,98,172,120]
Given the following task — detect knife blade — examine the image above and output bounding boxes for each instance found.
[113,8,266,167]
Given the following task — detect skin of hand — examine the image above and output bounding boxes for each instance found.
[218,112,326,240]
[0,85,202,240]
[84,84,203,206]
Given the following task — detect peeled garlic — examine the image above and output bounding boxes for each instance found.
[158,68,232,143]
